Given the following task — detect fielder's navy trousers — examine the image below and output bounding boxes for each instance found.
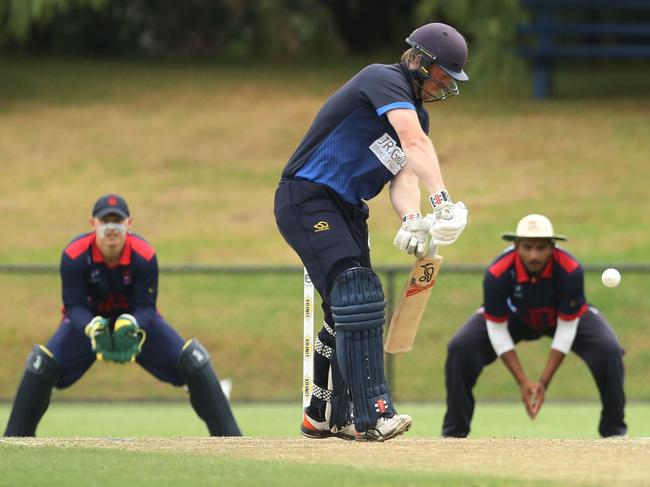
[442,308,627,437]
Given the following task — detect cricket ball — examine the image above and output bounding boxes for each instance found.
[601,268,621,288]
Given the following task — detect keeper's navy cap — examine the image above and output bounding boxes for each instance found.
[92,194,130,219]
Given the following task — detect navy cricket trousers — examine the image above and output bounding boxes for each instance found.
[274,179,373,420]
[274,179,372,308]
[442,307,627,437]
[46,314,186,389]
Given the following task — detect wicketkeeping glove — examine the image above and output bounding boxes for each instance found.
[84,316,112,361]
[393,213,435,259]
[111,314,146,363]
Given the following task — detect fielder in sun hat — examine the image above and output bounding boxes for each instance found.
[501,214,567,241]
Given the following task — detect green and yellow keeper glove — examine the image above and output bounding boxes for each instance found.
[84,316,112,361]
[112,314,146,363]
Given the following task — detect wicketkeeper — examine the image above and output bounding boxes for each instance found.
[275,23,470,441]
[4,194,241,437]
[442,214,627,438]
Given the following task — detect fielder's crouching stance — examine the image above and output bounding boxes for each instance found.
[4,194,240,437]
[275,22,471,441]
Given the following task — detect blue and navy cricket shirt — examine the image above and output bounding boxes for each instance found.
[281,63,429,204]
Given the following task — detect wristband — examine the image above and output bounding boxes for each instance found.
[429,190,451,210]
[402,212,421,222]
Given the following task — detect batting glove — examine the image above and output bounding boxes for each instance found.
[393,213,433,259]
[112,314,146,363]
[84,316,112,361]
[429,200,468,247]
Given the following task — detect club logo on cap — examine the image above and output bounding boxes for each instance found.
[108,196,117,206]
[527,220,540,230]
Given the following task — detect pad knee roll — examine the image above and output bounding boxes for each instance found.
[330,267,386,331]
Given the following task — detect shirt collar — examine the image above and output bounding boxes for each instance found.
[514,252,553,283]
[91,233,132,268]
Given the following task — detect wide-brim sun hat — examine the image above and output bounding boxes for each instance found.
[501,214,567,241]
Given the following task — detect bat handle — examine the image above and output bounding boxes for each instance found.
[427,240,440,258]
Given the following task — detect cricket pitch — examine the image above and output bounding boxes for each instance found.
[3,437,648,486]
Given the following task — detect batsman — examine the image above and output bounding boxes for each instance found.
[275,23,470,441]
[4,194,241,437]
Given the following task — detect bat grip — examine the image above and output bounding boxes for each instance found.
[426,240,440,258]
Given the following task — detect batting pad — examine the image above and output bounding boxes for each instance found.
[330,267,395,433]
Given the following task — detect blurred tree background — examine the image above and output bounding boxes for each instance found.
[0,0,523,77]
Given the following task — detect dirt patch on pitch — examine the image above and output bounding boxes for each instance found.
[3,437,648,486]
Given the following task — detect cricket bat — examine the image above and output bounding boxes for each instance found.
[384,243,443,354]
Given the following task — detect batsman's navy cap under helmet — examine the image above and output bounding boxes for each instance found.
[406,23,469,81]
[92,194,130,219]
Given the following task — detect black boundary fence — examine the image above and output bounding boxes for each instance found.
[2,263,649,395]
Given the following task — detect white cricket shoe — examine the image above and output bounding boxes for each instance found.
[355,414,413,442]
[300,412,356,440]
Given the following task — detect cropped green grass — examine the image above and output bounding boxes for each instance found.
[0,58,649,402]
[0,58,648,264]
[1,402,649,439]
[1,269,647,401]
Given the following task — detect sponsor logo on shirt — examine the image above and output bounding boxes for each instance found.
[369,133,407,175]
[90,269,101,285]
[313,221,330,233]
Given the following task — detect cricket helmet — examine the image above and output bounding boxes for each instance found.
[404,22,469,101]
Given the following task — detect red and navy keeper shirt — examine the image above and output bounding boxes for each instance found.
[60,232,158,332]
[483,246,588,331]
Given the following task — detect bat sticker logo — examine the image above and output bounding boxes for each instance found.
[405,263,439,297]
[419,263,436,283]
[405,279,436,297]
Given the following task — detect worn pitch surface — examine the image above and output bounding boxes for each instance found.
[3,437,648,486]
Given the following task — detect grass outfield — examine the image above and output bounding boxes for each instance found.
[0,58,648,401]
[1,270,648,401]
[0,58,648,264]
[1,403,649,487]
[1,401,649,438]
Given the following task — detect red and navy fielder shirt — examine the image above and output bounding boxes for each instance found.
[60,232,157,332]
[483,246,588,331]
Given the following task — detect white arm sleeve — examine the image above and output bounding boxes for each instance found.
[550,317,579,354]
[486,320,515,356]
